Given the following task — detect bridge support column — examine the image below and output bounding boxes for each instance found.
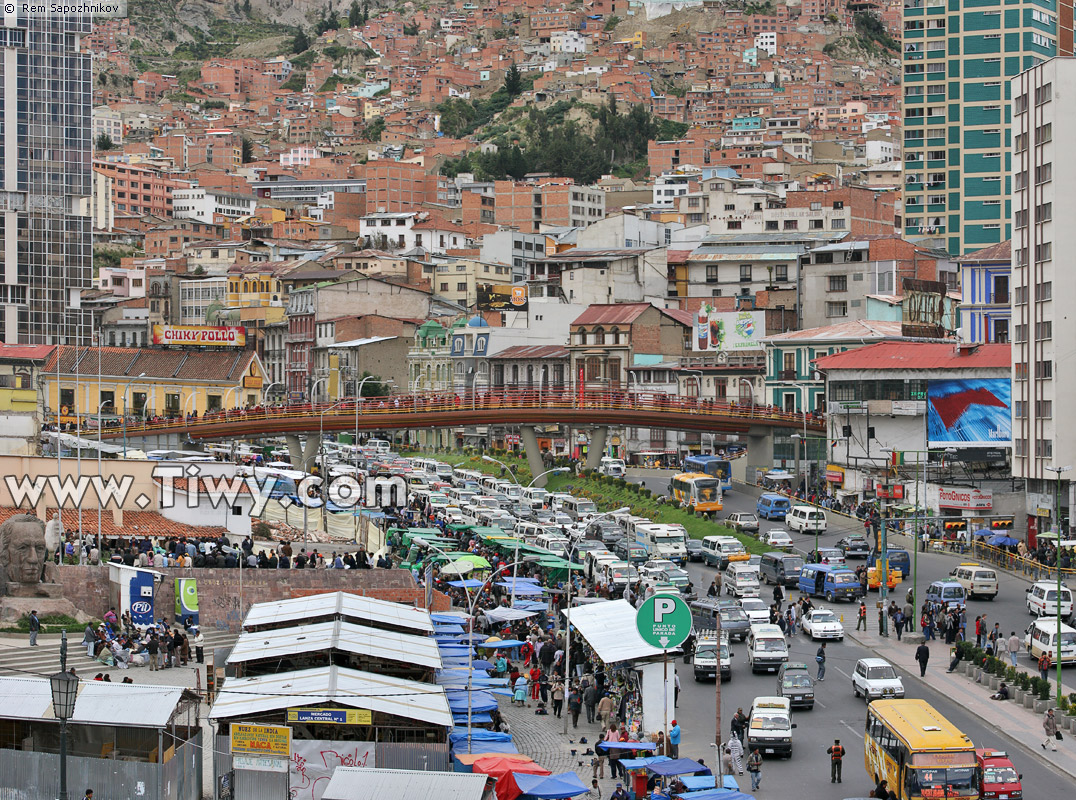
[584,427,608,471]
[745,426,775,483]
[520,426,550,488]
[286,435,321,473]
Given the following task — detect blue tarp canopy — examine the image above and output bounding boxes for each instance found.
[453,712,492,724]
[989,534,1019,546]
[513,600,548,612]
[447,691,499,712]
[621,756,670,770]
[435,624,467,634]
[496,582,545,595]
[432,612,473,623]
[453,740,519,756]
[450,729,512,745]
[674,791,754,800]
[679,776,716,790]
[647,758,710,776]
[476,639,527,648]
[447,580,487,589]
[513,771,588,799]
[600,741,658,751]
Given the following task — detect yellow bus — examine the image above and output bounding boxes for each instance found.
[864,699,979,800]
[671,472,723,514]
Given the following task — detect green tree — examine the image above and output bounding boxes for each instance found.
[242,0,251,13]
[365,117,385,141]
[349,0,361,26]
[291,29,311,53]
[94,134,114,151]
[362,0,369,21]
[241,137,255,163]
[358,371,389,397]
[403,22,419,35]
[503,62,522,96]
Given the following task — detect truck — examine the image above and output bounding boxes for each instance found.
[692,630,731,682]
[635,523,688,564]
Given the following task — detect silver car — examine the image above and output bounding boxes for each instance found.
[726,512,760,533]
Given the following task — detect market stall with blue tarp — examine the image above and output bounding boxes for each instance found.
[507,771,588,800]
[647,759,711,777]
[447,690,499,713]
[673,790,753,800]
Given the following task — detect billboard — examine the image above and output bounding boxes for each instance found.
[477,284,528,311]
[175,577,199,626]
[693,308,764,352]
[927,379,1011,448]
[152,324,246,347]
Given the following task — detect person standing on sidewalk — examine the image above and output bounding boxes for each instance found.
[568,683,583,728]
[746,748,762,792]
[194,628,205,664]
[81,622,95,658]
[668,720,682,758]
[827,739,845,783]
[816,642,827,681]
[856,601,867,631]
[994,629,1008,664]
[915,642,930,677]
[146,634,159,671]
[28,610,39,647]
[894,608,905,641]
[1042,708,1060,751]
[1007,631,1021,668]
[583,682,597,723]
[1039,650,1052,682]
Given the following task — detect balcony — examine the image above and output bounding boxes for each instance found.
[988,292,1009,305]
[779,369,797,380]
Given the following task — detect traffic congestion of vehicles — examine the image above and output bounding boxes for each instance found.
[345,446,1032,798]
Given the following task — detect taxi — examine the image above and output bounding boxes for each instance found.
[975,748,1022,800]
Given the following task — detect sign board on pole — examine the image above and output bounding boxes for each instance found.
[233,755,289,773]
[635,595,692,650]
[230,723,292,758]
[286,708,373,725]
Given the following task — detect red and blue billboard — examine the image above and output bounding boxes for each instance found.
[927,379,1011,448]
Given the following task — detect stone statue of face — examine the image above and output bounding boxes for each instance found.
[1,516,47,586]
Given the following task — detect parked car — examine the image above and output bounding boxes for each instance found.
[725,512,760,533]
[835,535,871,559]
[760,530,794,550]
[800,607,845,641]
[685,538,705,562]
[851,657,905,701]
[776,662,815,709]
[806,548,846,567]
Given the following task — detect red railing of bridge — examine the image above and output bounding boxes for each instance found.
[94,388,826,437]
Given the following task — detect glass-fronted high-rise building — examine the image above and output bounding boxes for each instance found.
[0,13,94,344]
[901,0,1073,256]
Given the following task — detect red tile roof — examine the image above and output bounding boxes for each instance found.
[45,346,261,383]
[0,345,55,361]
[571,303,653,325]
[955,240,1011,263]
[813,342,1011,371]
[0,508,228,539]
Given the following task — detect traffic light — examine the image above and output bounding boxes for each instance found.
[990,518,1014,530]
[944,520,968,533]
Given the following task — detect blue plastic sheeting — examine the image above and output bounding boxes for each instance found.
[435,624,467,634]
[678,776,716,790]
[674,791,754,800]
[447,580,487,589]
[449,728,512,745]
[495,582,545,595]
[490,688,515,697]
[648,759,711,777]
[513,771,588,799]
[453,712,493,723]
[452,739,520,757]
[471,660,495,670]
[513,601,547,611]
[475,639,527,648]
[447,690,499,712]
[600,741,658,751]
[432,613,474,623]
[620,756,670,770]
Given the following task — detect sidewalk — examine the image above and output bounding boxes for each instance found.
[846,625,1076,780]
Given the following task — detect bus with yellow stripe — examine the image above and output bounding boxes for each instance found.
[864,699,979,799]
[671,472,723,514]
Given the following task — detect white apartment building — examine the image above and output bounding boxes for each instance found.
[550,30,587,53]
[653,171,701,207]
[172,188,257,223]
[1011,57,1071,529]
[92,105,124,145]
[754,32,777,56]
[179,276,228,325]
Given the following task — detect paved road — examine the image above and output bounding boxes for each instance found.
[629,471,1074,798]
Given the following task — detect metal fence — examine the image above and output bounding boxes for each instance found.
[0,733,201,800]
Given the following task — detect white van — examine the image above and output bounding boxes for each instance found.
[786,505,827,533]
[410,457,438,474]
[724,563,761,598]
[584,549,618,581]
[562,496,599,520]
[746,696,795,758]
[1024,617,1076,663]
[1027,581,1074,619]
[536,532,570,558]
[599,456,626,477]
[951,562,999,600]
[364,438,391,454]
[746,624,789,673]
[522,487,550,507]
[701,535,749,569]
[600,560,638,590]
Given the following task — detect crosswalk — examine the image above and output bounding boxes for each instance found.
[0,628,237,680]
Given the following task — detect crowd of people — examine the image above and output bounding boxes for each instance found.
[80,608,204,671]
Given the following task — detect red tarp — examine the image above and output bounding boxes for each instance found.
[472,756,552,800]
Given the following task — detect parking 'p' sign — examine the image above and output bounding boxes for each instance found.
[635,594,692,650]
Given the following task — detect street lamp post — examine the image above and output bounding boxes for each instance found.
[482,454,519,485]
[561,506,630,735]
[50,630,79,800]
[354,375,394,456]
[121,372,146,458]
[96,400,114,557]
[318,400,352,534]
[1046,465,1071,702]
[528,467,570,488]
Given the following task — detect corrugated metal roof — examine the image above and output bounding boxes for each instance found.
[488,345,570,360]
[0,677,185,728]
[322,768,487,800]
[242,591,435,634]
[228,619,443,669]
[762,319,906,343]
[543,248,651,262]
[571,303,653,326]
[954,239,1011,263]
[688,251,797,262]
[700,232,847,244]
[560,599,669,663]
[329,335,397,349]
[208,665,452,727]
[813,342,1011,371]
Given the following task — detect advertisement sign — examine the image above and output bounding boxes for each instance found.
[230,723,291,758]
[938,486,993,511]
[128,571,155,627]
[287,708,373,725]
[175,578,199,626]
[234,756,288,773]
[876,484,904,500]
[825,465,845,483]
[477,284,528,311]
[693,308,765,352]
[927,379,1012,448]
[152,324,246,347]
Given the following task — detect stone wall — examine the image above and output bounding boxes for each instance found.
[55,565,451,632]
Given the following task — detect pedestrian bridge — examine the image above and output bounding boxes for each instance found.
[101,389,825,443]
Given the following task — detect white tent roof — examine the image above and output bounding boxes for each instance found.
[242,591,434,635]
[208,665,452,727]
[0,677,185,728]
[561,599,670,663]
[322,768,487,800]
[228,619,443,670]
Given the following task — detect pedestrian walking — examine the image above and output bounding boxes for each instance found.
[28,610,39,647]
[856,601,867,631]
[568,684,583,728]
[611,782,629,800]
[827,739,845,783]
[1043,708,1060,751]
[584,682,597,723]
[915,642,930,677]
[597,692,616,730]
[721,746,734,777]
[994,630,1008,664]
[727,732,744,773]
[773,582,784,612]
[585,778,602,800]
[552,680,565,718]
[1039,651,1052,682]
[746,748,762,792]
[816,642,827,681]
[669,720,681,758]
[1007,631,1020,668]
